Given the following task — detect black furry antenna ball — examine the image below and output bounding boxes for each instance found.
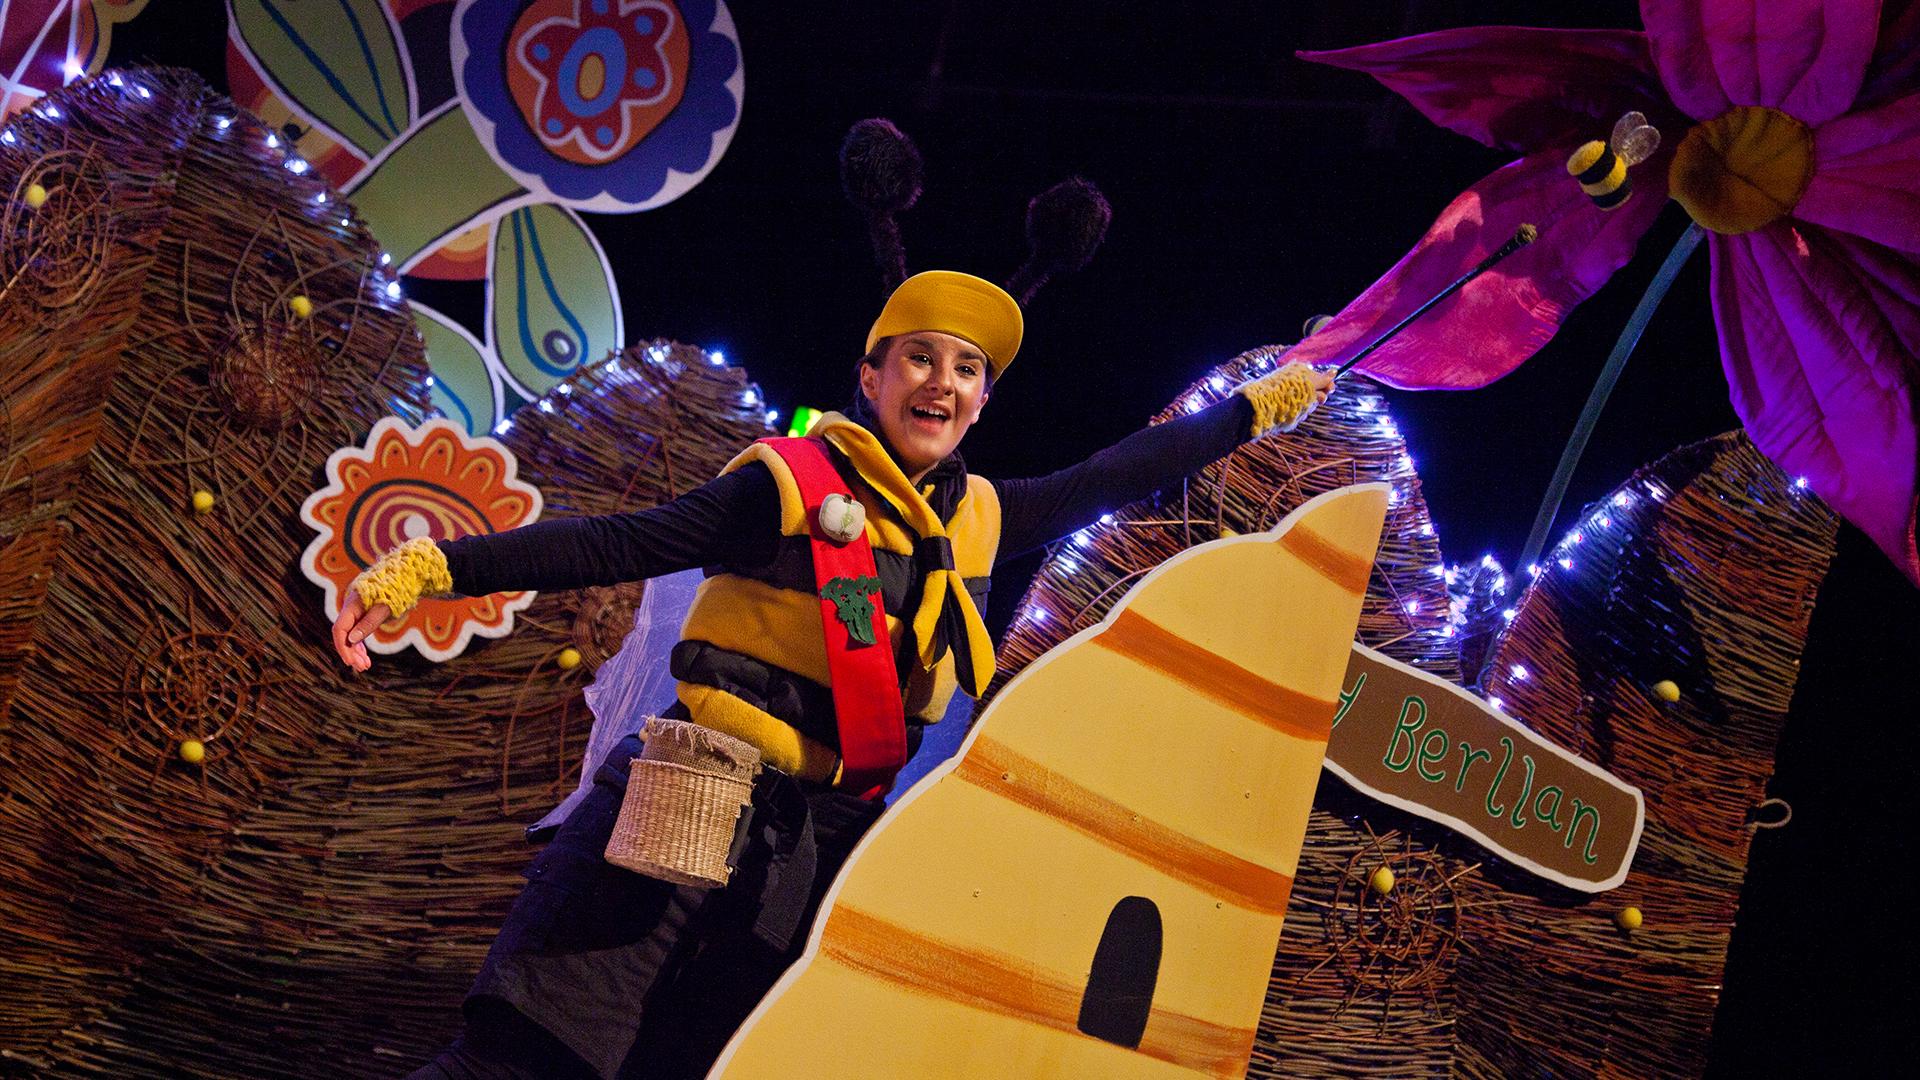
[839,118,924,214]
[1025,176,1111,275]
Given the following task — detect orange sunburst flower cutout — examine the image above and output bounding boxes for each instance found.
[300,417,542,661]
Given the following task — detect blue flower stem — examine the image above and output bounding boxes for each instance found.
[1517,220,1705,577]
[344,101,527,269]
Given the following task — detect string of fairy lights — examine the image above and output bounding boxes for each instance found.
[5,70,1823,730]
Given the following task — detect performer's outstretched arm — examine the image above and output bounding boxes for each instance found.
[329,465,780,670]
[994,362,1330,558]
[437,465,780,597]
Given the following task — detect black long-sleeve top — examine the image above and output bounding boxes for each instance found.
[440,396,1254,597]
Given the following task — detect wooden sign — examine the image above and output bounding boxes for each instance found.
[1324,644,1645,893]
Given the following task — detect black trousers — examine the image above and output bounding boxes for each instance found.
[409,735,884,1080]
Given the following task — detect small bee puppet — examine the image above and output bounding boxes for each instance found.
[1566,111,1661,211]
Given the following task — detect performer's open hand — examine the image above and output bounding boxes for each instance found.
[331,589,391,672]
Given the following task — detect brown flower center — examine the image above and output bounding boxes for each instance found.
[1667,105,1813,234]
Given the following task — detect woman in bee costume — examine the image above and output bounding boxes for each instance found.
[333,268,1332,1079]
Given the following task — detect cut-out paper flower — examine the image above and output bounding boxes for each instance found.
[457,0,740,209]
[300,417,543,661]
[1290,0,1920,585]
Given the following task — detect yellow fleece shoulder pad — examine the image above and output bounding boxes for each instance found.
[720,443,811,537]
[956,475,1003,571]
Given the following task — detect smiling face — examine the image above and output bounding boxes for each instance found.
[858,331,991,480]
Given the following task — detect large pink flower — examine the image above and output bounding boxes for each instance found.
[1290,0,1920,585]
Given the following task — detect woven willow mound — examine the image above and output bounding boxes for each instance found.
[991,347,1836,1078]
[0,70,770,1077]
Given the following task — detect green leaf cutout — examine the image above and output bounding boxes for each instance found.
[488,204,625,398]
[228,0,415,156]
[411,301,501,436]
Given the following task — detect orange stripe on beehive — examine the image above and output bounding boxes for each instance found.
[1094,609,1336,743]
[957,738,1295,915]
[821,903,1257,1078]
[1277,523,1373,594]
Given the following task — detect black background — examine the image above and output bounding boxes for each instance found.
[103,1,1918,1073]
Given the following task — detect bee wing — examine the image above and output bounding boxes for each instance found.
[1611,111,1661,165]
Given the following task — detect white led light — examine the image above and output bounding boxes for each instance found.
[135,85,151,99]
[108,72,123,88]
[765,409,780,425]
[1614,491,1632,508]
[64,59,84,81]
[379,252,391,266]
[385,280,402,300]
[1570,530,1584,545]
[742,389,759,407]
[44,105,62,119]
[314,191,327,204]
[556,383,572,395]
[1099,513,1115,525]
[538,399,555,413]
[1488,697,1504,710]
[1,131,15,145]
[215,116,232,130]
[1501,608,1517,621]
[1511,664,1530,681]
[1598,514,1612,528]
[287,158,309,174]
[266,133,279,148]
[1403,599,1419,615]
[1794,476,1810,490]
[1493,574,1507,593]
[494,418,514,435]
[1031,608,1050,625]
[1072,529,1094,549]
[1441,625,1456,638]
[1481,554,1498,570]
[1208,375,1227,392]
[1527,563,1541,577]
[424,375,435,388]
[1557,557,1573,570]
[709,350,726,365]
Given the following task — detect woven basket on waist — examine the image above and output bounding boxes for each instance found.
[604,717,762,887]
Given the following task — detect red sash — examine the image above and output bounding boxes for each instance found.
[759,437,907,800]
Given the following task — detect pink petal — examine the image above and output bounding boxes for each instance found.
[1641,0,1879,124]
[1298,27,1667,153]
[1798,90,1920,254]
[1710,224,1920,585]
[1287,149,1670,389]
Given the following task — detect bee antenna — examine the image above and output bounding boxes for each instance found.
[839,118,924,295]
[1005,176,1112,307]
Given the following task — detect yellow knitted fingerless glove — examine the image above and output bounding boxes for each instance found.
[1238,361,1319,437]
[350,536,453,618]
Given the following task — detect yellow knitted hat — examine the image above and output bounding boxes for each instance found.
[865,271,1024,381]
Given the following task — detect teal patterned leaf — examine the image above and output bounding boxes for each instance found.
[227,0,415,156]
[488,204,624,398]
[411,301,501,436]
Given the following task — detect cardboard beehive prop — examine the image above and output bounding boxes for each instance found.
[714,484,1389,1078]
